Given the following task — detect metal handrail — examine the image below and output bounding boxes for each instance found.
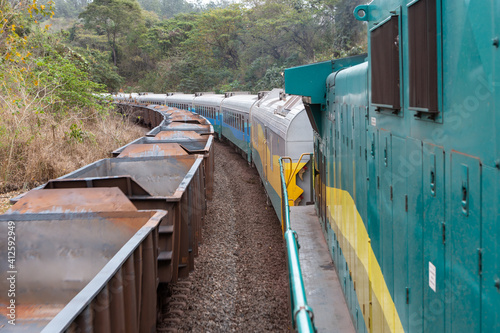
[279,157,316,333]
[283,153,312,188]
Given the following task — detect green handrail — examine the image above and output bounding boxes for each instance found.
[279,156,316,333]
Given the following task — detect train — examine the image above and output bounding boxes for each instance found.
[0,88,315,331]
[3,1,497,331]
[282,0,500,332]
[115,89,315,219]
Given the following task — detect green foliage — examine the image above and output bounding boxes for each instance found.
[0,0,121,189]
[331,0,367,53]
[139,0,198,19]
[83,48,124,90]
[1,0,108,114]
[25,0,367,96]
[132,0,366,94]
[33,46,109,112]
[65,122,85,142]
[48,0,88,18]
[181,5,245,70]
[79,0,144,66]
[254,64,285,91]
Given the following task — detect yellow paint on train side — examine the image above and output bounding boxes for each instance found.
[252,123,307,206]
[327,181,404,333]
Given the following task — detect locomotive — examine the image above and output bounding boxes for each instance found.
[284,0,499,332]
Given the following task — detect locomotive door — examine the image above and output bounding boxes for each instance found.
[353,105,369,331]
[449,152,481,333]
[422,144,445,333]
[392,135,408,332]
[406,138,424,333]
[366,124,381,332]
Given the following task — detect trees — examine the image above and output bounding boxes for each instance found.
[53,0,366,93]
[79,0,144,66]
[182,5,245,70]
[331,0,366,56]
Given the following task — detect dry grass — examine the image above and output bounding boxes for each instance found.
[0,190,23,214]
[0,105,147,195]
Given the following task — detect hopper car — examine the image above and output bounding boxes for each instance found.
[0,103,215,331]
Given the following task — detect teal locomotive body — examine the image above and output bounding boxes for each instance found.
[285,0,499,332]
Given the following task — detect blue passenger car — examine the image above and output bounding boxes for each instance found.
[220,94,257,163]
[192,94,225,138]
[165,93,195,112]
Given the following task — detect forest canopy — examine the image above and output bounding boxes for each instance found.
[4,0,367,95]
[67,0,367,93]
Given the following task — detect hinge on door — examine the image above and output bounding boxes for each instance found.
[390,186,393,200]
[478,248,483,275]
[405,195,408,212]
[406,287,410,304]
[442,222,446,244]
[377,176,380,189]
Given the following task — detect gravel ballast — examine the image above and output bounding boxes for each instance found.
[160,140,290,332]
